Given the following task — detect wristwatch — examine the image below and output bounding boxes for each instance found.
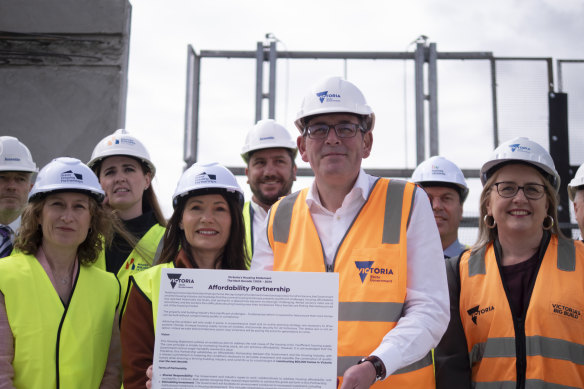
[358,355,387,381]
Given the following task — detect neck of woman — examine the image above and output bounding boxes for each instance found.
[497,229,543,266]
[189,248,222,269]
[41,240,78,271]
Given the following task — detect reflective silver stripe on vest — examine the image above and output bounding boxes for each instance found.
[474,381,517,389]
[557,238,576,271]
[152,236,165,266]
[392,351,433,375]
[470,336,584,366]
[469,238,576,277]
[526,335,584,365]
[272,191,301,244]
[337,356,361,377]
[338,301,403,322]
[383,180,407,244]
[336,351,432,377]
[475,380,581,389]
[469,337,516,366]
[468,246,487,277]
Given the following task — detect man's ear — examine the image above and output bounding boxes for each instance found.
[362,131,373,159]
[298,136,309,163]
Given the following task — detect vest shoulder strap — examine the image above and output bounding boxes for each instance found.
[272,190,303,244]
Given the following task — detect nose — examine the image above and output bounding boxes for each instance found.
[324,127,341,145]
[513,188,528,201]
[263,161,276,176]
[60,207,74,223]
[5,178,17,190]
[200,208,214,222]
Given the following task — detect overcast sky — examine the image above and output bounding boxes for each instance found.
[124,0,584,220]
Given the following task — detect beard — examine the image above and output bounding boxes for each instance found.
[250,175,295,207]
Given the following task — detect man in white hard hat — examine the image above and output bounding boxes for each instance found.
[252,77,448,388]
[411,156,469,258]
[241,119,297,257]
[568,163,584,240]
[0,136,38,258]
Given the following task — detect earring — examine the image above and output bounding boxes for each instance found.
[543,215,554,230]
[484,215,497,229]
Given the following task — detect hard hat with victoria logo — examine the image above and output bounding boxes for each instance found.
[172,162,244,208]
[0,136,38,173]
[294,76,375,132]
[87,129,156,176]
[29,157,105,202]
[240,119,297,163]
[480,136,560,191]
[568,163,584,201]
[412,156,469,202]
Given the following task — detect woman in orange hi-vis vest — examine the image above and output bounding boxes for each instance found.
[435,137,584,389]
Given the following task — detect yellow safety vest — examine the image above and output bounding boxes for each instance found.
[0,252,119,389]
[459,236,584,388]
[95,224,165,310]
[127,262,175,331]
[268,178,435,388]
[243,201,254,260]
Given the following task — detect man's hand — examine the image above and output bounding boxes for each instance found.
[339,361,376,388]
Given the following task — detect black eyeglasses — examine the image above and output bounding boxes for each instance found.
[303,123,364,140]
[493,182,546,200]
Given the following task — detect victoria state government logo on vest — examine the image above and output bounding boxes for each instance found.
[354,261,394,284]
[167,273,195,289]
[467,305,495,325]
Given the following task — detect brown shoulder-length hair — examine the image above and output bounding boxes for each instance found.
[472,162,564,253]
[15,193,114,265]
[92,156,167,227]
[158,190,249,269]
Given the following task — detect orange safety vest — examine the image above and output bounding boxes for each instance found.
[459,235,584,388]
[268,178,435,388]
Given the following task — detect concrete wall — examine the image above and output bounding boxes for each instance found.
[0,0,131,169]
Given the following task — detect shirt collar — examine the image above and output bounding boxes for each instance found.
[5,216,21,235]
[305,168,369,211]
[443,239,467,258]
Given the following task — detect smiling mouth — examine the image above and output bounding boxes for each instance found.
[509,210,530,216]
[113,188,130,193]
[197,230,218,235]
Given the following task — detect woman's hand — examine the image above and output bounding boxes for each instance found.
[146,365,152,389]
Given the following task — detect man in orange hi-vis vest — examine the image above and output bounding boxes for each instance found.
[251,76,449,388]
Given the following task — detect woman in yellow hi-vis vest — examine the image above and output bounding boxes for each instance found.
[88,129,167,307]
[0,157,122,388]
[120,162,249,389]
[435,137,584,389]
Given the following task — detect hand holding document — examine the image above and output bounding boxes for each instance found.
[153,269,339,389]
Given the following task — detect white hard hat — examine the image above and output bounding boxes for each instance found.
[294,76,375,132]
[480,136,560,191]
[568,163,584,201]
[411,156,469,202]
[29,157,105,202]
[172,162,244,208]
[0,136,38,173]
[240,119,298,163]
[87,129,156,177]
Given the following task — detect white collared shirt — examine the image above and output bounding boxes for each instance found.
[251,169,449,377]
[249,199,268,251]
